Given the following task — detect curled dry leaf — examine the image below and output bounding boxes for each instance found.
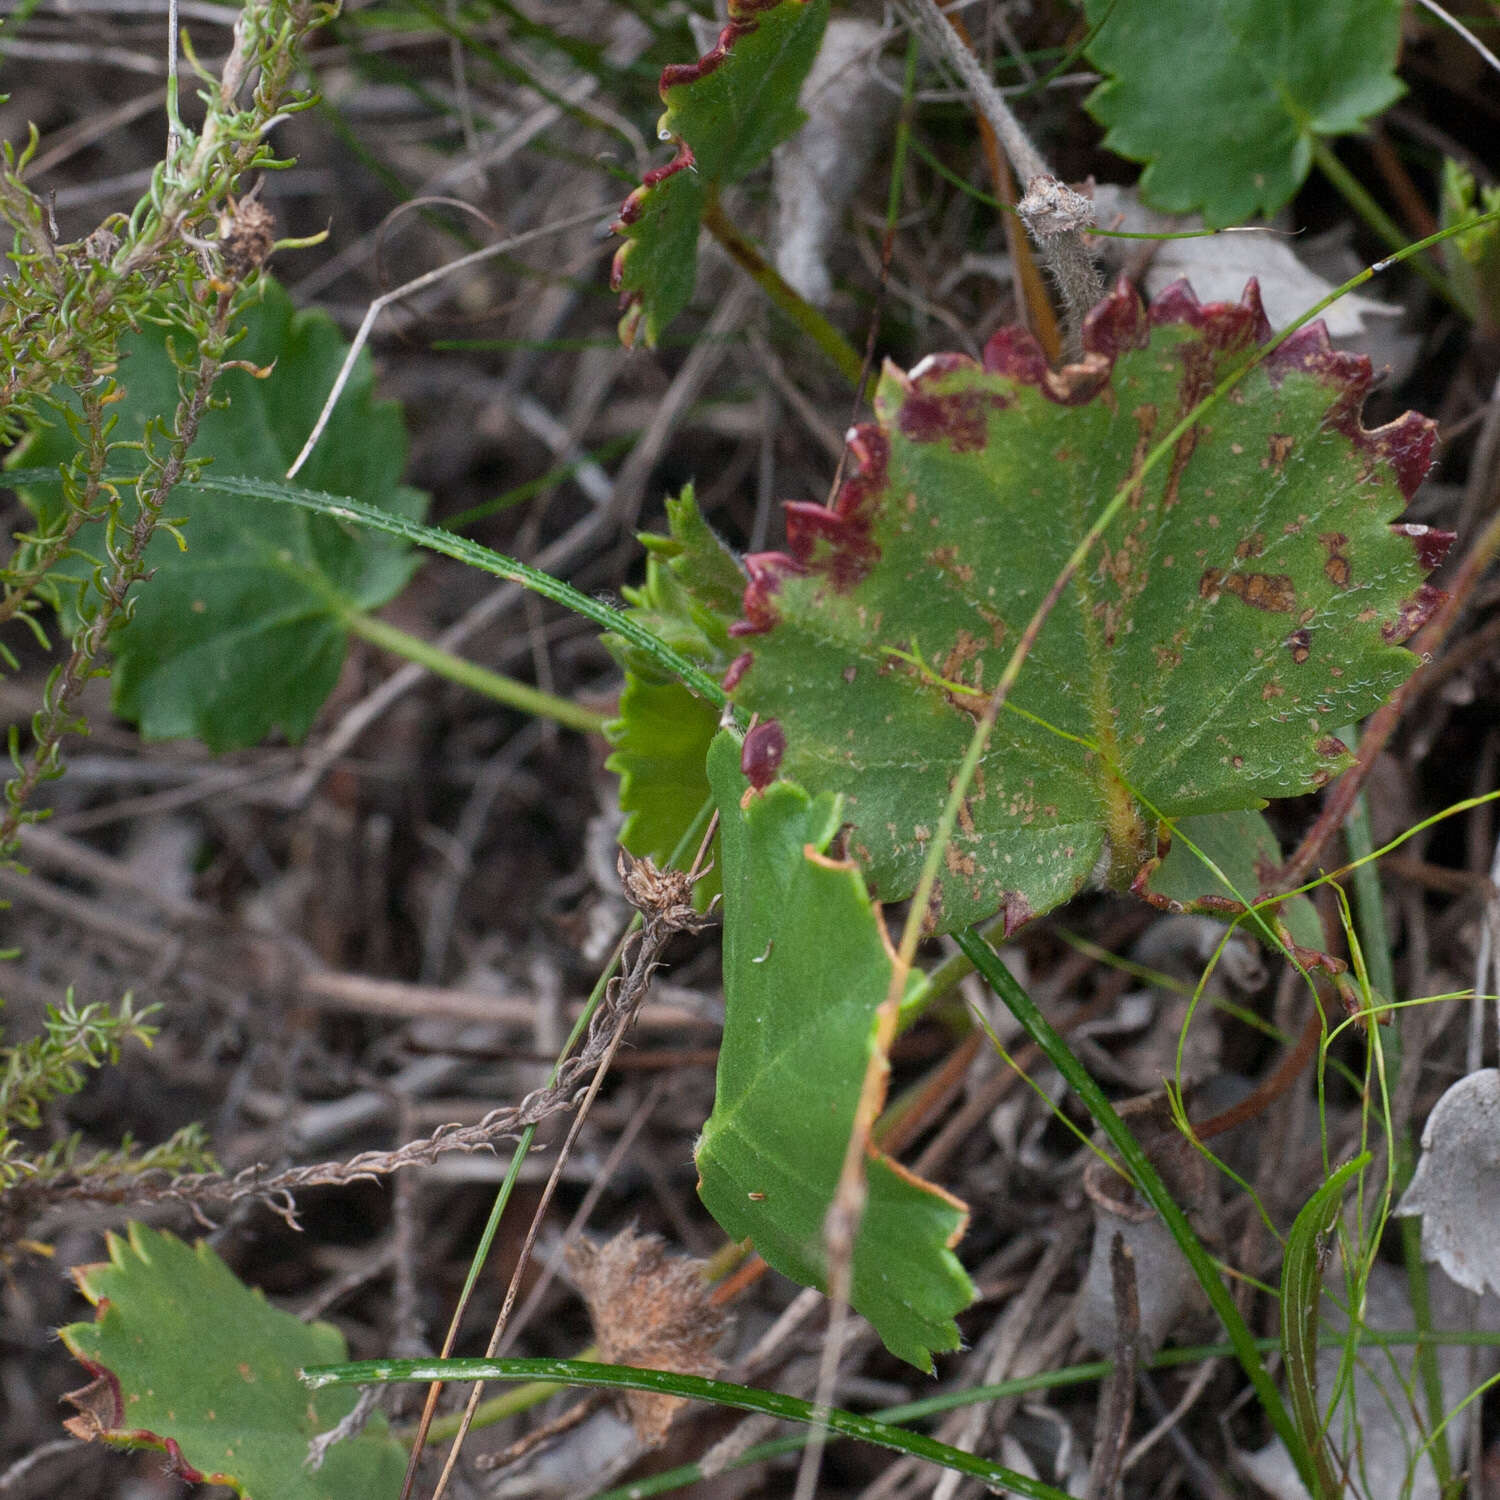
[565,1227,731,1446]
[1089,183,1402,344]
[1395,1067,1500,1296]
[773,18,898,307]
[1076,1093,1209,1356]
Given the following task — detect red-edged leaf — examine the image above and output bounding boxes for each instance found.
[611,0,829,347]
[723,279,1443,933]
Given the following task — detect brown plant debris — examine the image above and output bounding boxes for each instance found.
[566,1226,732,1446]
[4,853,713,1230]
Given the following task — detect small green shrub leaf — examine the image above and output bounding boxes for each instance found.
[605,488,745,902]
[1441,158,1500,336]
[696,732,974,1371]
[611,0,829,346]
[724,280,1444,934]
[13,278,428,750]
[1083,0,1404,225]
[59,1222,408,1496]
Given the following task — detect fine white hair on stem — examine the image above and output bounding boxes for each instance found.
[896,0,1102,340]
[165,0,180,155]
[284,201,618,480]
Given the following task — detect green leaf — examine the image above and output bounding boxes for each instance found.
[605,488,745,902]
[1082,0,1404,226]
[1281,1154,1371,1500]
[1136,808,1325,955]
[696,732,973,1371]
[59,1222,408,1497]
[12,278,428,750]
[726,280,1444,934]
[611,0,829,346]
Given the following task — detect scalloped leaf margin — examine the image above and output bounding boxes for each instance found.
[604,486,746,905]
[696,732,973,1370]
[610,0,829,347]
[722,277,1445,934]
[59,1222,408,1497]
[1082,0,1404,226]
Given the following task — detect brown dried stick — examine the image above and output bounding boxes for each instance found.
[402,852,715,1500]
[18,859,712,1231]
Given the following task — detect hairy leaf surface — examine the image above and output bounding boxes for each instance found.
[725,280,1443,933]
[697,732,973,1369]
[1083,0,1403,225]
[611,0,829,346]
[59,1223,407,1496]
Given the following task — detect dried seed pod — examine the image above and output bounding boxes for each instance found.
[565,1227,731,1446]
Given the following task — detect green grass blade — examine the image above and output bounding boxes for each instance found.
[1282,1152,1371,1500]
[186,474,731,709]
[954,924,1318,1493]
[301,1356,1077,1499]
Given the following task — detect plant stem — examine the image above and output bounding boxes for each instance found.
[700,194,865,388]
[342,609,608,734]
[396,935,628,1497]
[1341,739,1450,1491]
[1311,138,1461,312]
[955,925,1320,1496]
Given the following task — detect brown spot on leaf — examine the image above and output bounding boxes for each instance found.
[1234,532,1266,560]
[945,844,977,877]
[921,881,945,935]
[1199,567,1223,600]
[1224,571,1297,612]
[930,544,975,586]
[1285,627,1312,664]
[940,630,983,681]
[1318,531,1352,588]
[957,797,977,835]
[1316,735,1349,758]
[1263,432,1294,471]
[1383,582,1446,644]
[1262,680,1285,700]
